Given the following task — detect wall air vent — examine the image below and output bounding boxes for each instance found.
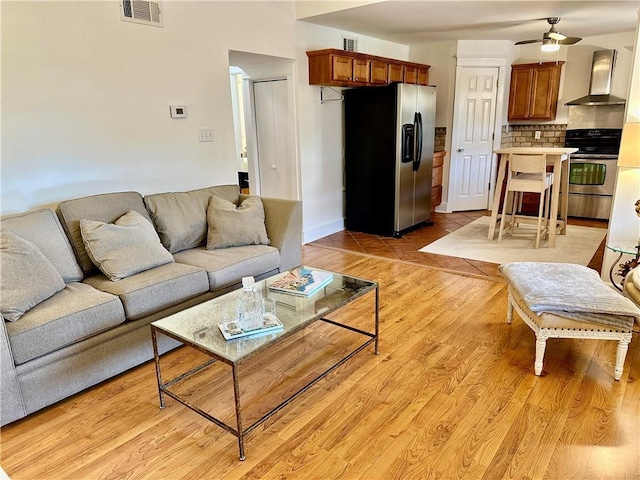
[120,1,163,27]
[342,36,358,52]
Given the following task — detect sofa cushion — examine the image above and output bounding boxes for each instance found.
[206,196,270,250]
[4,282,126,365]
[83,263,209,320]
[56,191,153,275]
[174,245,280,291]
[80,210,174,281]
[0,209,83,282]
[144,185,240,253]
[0,230,67,322]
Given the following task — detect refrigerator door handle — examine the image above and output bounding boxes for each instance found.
[414,112,423,171]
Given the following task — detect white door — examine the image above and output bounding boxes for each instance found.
[252,79,297,200]
[450,67,498,211]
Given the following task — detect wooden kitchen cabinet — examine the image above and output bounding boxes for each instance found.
[352,58,371,83]
[432,151,445,209]
[388,63,404,83]
[370,60,388,85]
[308,51,369,86]
[507,62,564,121]
[307,49,430,87]
[404,65,429,85]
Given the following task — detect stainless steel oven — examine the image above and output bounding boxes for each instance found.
[564,129,621,219]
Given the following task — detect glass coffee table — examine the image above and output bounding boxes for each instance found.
[150,266,379,460]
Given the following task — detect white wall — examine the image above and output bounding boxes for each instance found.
[1,1,295,213]
[1,1,409,244]
[601,13,640,283]
[294,22,409,242]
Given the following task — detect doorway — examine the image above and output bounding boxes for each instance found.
[228,51,299,201]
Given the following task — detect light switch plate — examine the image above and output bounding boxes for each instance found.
[198,128,214,142]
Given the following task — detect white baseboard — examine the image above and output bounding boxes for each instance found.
[435,202,451,213]
[303,218,345,244]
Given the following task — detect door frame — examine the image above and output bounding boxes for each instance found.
[447,57,509,212]
[243,75,301,200]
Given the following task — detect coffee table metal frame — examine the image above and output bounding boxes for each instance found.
[150,267,379,460]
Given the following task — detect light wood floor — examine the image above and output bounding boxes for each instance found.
[2,245,639,479]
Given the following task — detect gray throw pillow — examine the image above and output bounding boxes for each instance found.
[80,210,174,281]
[0,229,66,321]
[206,195,270,250]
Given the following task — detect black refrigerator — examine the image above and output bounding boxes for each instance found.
[345,83,437,237]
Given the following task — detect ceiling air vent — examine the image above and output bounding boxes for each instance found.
[120,0,163,27]
[342,36,358,52]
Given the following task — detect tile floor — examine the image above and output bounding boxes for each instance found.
[309,210,608,279]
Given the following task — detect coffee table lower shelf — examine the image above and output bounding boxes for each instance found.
[150,290,378,460]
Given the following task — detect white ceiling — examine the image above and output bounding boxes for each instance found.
[296,1,640,45]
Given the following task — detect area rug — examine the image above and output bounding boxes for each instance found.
[419,216,606,266]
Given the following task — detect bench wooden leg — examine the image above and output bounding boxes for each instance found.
[534,335,547,376]
[615,335,632,381]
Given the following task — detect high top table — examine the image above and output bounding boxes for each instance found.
[489,147,578,247]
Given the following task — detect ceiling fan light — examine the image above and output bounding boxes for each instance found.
[549,32,566,41]
[541,40,560,52]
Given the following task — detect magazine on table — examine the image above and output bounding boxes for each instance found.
[218,314,283,340]
[268,268,334,297]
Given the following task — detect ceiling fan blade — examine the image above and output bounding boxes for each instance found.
[558,36,582,45]
[515,39,542,45]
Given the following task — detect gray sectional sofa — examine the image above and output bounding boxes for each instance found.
[0,185,302,426]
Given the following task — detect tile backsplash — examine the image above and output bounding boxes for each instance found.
[434,127,446,151]
[501,124,567,148]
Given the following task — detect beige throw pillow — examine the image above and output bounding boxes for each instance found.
[0,229,66,321]
[206,196,270,250]
[80,210,174,281]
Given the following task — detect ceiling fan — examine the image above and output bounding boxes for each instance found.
[515,17,582,51]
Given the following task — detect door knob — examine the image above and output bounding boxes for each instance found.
[457,148,465,152]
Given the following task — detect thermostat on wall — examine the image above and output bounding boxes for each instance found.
[170,105,187,118]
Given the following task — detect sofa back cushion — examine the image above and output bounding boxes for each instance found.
[144,185,240,253]
[0,209,83,282]
[56,192,152,275]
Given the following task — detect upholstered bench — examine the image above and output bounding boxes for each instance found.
[500,262,640,380]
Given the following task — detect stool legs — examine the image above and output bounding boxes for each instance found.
[534,335,547,376]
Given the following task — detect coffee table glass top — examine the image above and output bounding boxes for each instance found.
[151,266,376,363]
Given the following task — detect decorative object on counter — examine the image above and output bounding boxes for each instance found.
[268,267,334,297]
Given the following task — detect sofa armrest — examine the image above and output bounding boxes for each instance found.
[1,317,26,426]
[244,195,302,272]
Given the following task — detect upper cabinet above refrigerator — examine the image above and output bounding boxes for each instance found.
[306,49,430,87]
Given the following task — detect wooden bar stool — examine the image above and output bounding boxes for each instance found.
[498,153,553,249]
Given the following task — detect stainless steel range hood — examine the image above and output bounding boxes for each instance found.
[565,50,626,106]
